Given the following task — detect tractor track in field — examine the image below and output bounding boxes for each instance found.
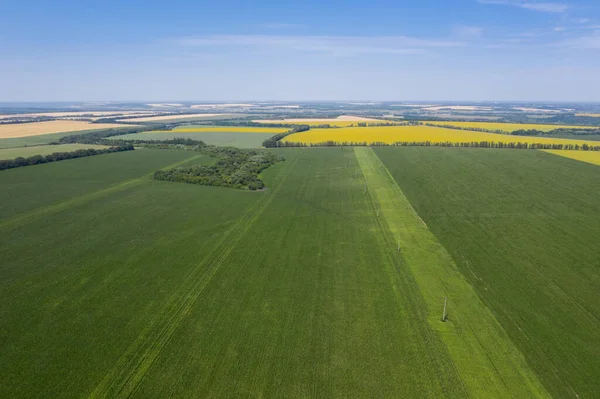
[88,156,298,399]
[0,154,205,232]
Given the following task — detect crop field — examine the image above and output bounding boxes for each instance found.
[375,147,600,398]
[0,144,108,160]
[1,144,598,397]
[117,113,232,122]
[426,121,597,132]
[110,127,287,148]
[254,116,386,126]
[282,125,598,146]
[543,149,600,166]
[0,111,156,120]
[172,126,288,133]
[0,121,138,139]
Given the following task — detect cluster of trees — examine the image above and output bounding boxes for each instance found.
[0,145,134,171]
[280,140,600,151]
[263,125,310,148]
[109,137,206,148]
[154,148,285,190]
[353,121,417,127]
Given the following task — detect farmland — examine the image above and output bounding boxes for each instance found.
[425,121,597,132]
[543,149,600,166]
[117,113,231,122]
[254,115,386,126]
[375,147,600,398]
[0,144,108,160]
[282,125,599,146]
[1,137,599,397]
[0,121,138,139]
[109,126,288,148]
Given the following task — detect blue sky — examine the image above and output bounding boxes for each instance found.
[1,0,600,102]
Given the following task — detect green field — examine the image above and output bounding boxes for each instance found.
[375,147,600,398]
[0,144,108,159]
[1,145,598,397]
[109,131,274,148]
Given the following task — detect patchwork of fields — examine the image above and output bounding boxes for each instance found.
[1,144,598,397]
[282,125,599,146]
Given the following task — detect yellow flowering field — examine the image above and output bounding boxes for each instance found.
[543,150,600,166]
[282,125,599,146]
[426,121,597,132]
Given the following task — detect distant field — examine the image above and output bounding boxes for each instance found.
[575,113,600,117]
[283,125,599,146]
[111,131,275,148]
[254,115,386,126]
[0,144,108,160]
[543,149,600,166]
[0,121,137,139]
[426,121,597,132]
[118,113,231,122]
[172,126,288,133]
[0,111,153,120]
[110,127,287,148]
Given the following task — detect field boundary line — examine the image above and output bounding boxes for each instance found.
[354,147,550,398]
[87,155,298,399]
[0,153,205,232]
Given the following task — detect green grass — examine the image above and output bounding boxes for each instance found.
[1,147,469,398]
[109,131,274,148]
[0,144,108,160]
[0,148,202,221]
[375,147,600,398]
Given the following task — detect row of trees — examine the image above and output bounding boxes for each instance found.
[58,126,164,144]
[154,148,285,190]
[424,123,600,138]
[511,128,600,136]
[279,140,600,151]
[0,145,134,171]
[263,125,310,148]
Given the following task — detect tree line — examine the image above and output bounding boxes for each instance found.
[263,125,311,148]
[0,145,134,171]
[154,147,285,190]
[278,140,600,151]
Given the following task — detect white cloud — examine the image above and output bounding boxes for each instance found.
[454,25,484,37]
[172,35,465,56]
[554,26,567,31]
[477,0,569,13]
[558,31,600,48]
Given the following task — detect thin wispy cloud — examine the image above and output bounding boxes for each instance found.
[261,23,305,29]
[454,25,484,37]
[172,35,466,56]
[477,0,569,13]
[557,31,600,48]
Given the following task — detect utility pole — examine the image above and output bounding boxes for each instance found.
[442,297,448,322]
